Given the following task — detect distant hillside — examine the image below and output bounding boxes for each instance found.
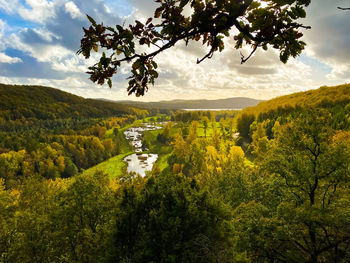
[113,97,261,110]
[235,84,350,141]
[241,84,350,117]
[0,84,146,120]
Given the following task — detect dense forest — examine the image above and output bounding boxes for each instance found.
[236,84,350,145]
[0,84,149,188]
[0,84,147,121]
[0,84,350,262]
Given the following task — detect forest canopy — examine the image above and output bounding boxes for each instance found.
[78,0,311,96]
[0,83,350,262]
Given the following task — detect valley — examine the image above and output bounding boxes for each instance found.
[0,83,350,262]
[1,1,348,261]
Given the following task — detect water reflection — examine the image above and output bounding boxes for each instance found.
[123,124,162,152]
[123,123,163,177]
[124,153,158,177]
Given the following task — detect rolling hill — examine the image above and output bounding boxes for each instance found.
[240,84,350,117]
[0,84,146,120]
[110,97,262,110]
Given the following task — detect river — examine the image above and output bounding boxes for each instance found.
[123,124,162,177]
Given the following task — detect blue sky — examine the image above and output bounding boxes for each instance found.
[0,0,349,101]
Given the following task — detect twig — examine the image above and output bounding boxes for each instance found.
[338,7,350,10]
[240,44,258,64]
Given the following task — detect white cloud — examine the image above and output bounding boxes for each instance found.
[0,0,20,14]
[103,4,111,14]
[3,32,72,63]
[128,0,158,20]
[134,36,315,100]
[65,1,84,20]
[29,27,60,42]
[51,56,88,73]
[32,45,73,63]
[301,0,350,82]
[19,0,56,23]
[0,19,5,38]
[0,53,23,63]
[0,0,348,101]
[3,33,31,53]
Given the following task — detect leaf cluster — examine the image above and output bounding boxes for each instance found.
[78,0,311,96]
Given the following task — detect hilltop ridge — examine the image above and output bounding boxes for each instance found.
[0,84,147,120]
[241,84,350,116]
[106,97,262,110]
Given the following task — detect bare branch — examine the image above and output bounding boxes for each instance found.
[338,7,350,10]
[197,46,215,64]
[240,44,259,64]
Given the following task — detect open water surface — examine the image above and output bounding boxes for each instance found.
[123,124,163,177]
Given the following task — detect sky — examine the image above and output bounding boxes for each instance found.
[0,0,349,102]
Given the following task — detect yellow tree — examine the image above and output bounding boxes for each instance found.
[201,116,210,138]
[234,111,350,262]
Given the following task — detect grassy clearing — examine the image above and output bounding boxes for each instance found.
[155,152,172,171]
[82,151,133,178]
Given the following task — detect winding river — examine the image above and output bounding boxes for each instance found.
[123,124,162,177]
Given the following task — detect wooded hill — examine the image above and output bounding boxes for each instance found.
[241,84,350,117]
[114,97,261,110]
[0,84,145,185]
[0,83,147,120]
[236,83,350,141]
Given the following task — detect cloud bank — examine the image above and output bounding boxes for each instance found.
[0,0,348,101]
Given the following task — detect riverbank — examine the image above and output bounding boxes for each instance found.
[82,151,134,178]
[83,121,170,178]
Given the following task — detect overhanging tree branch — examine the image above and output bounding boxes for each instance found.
[78,0,312,97]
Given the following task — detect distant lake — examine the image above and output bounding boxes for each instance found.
[182,108,242,111]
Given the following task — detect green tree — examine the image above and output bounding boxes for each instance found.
[0,150,29,188]
[249,121,270,160]
[172,133,188,163]
[112,173,233,262]
[61,157,78,178]
[0,179,17,262]
[79,0,311,96]
[5,176,56,263]
[236,113,255,141]
[234,111,350,262]
[187,121,199,144]
[113,127,119,136]
[51,171,116,262]
[202,116,209,138]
